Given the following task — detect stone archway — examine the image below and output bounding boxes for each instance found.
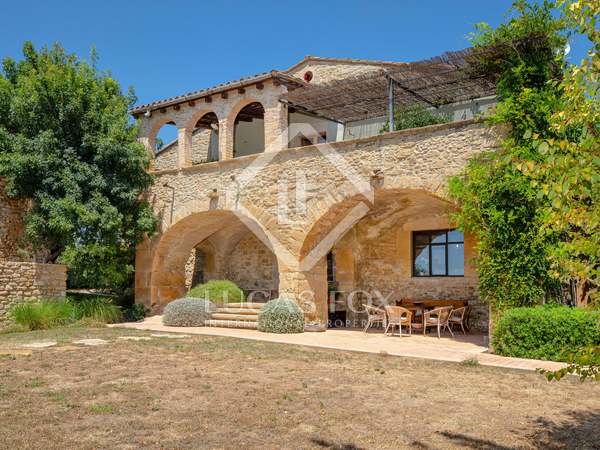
[138,208,280,312]
[296,188,476,327]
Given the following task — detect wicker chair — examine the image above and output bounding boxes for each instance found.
[384,306,412,337]
[448,306,470,335]
[363,304,386,333]
[423,306,454,338]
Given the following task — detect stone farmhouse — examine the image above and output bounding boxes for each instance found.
[132,50,502,330]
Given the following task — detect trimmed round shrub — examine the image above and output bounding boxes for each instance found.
[492,305,600,362]
[257,298,305,334]
[162,298,216,327]
[187,280,244,304]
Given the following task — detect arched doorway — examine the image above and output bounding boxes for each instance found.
[233,102,265,157]
[148,209,279,310]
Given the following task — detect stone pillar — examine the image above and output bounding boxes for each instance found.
[218,117,234,160]
[177,127,192,168]
[278,257,328,326]
[138,136,155,170]
[263,98,288,152]
[135,238,153,310]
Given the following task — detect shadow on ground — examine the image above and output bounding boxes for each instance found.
[310,437,364,450]
[438,409,600,449]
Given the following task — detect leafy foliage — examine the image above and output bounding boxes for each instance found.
[8,298,75,330]
[450,1,566,310]
[187,280,244,304]
[257,298,305,334]
[492,305,600,361]
[122,303,146,322]
[162,298,216,327]
[0,42,156,290]
[7,296,123,330]
[71,297,123,323]
[514,0,600,306]
[539,345,600,381]
[381,106,449,133]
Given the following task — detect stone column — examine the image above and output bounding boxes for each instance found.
[135,237,153,310]
[218,117,234,160]
[263,98,288,152]
[138,136,155,170]
[278,257,328,327]
[177,127,192,168]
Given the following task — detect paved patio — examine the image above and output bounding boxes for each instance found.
[113,315,567,372]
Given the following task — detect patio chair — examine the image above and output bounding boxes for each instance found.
[384,306,412,337]
[448,306,470,335]
[423,306,453,338]
[363,304,387,333]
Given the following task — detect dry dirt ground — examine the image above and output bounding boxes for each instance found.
[0,326,599,450]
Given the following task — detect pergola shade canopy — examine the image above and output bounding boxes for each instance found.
[283,48,498,124]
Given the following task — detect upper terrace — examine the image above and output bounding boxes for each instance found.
[132,48,498,172]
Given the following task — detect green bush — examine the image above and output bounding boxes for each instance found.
[187,280,244,304]
[8,299,75,330]
[123,303,146,322]
[380,106,450,133]
[7,296,125,330]
[492,306,600,362]
[257,298,305,334]
[162,298,216,327]
[71,297,123,324]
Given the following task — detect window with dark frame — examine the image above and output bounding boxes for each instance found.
[412,229,464,277]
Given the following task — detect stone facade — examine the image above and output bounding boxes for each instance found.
[286,58,403,85]
[136,120,503,330]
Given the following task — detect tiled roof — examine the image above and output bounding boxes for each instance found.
[130,70,304,115]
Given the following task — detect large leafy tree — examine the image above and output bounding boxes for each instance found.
[0,42,155,290]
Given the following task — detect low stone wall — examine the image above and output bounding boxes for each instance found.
[0,261,67,323]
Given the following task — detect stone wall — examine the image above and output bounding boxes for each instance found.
[225,234,277,293]
[287,61,386,85]
[0,261,67,322]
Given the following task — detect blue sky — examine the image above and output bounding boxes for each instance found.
[1,1,588,129]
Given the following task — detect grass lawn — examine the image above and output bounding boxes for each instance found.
[1,326,599,449]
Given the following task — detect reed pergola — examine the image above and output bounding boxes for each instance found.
[282,48,499,128]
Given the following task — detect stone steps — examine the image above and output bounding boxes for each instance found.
[211,313,258,322]
[215,307,261,315]
[206,302,264,329]
[225,302,265,309]
[205,319,258,329]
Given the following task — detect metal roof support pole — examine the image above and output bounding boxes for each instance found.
[387,76,395,132]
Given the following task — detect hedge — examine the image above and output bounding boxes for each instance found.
[492,305,600,362]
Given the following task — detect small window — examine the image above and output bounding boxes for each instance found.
[412,230,464,277]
